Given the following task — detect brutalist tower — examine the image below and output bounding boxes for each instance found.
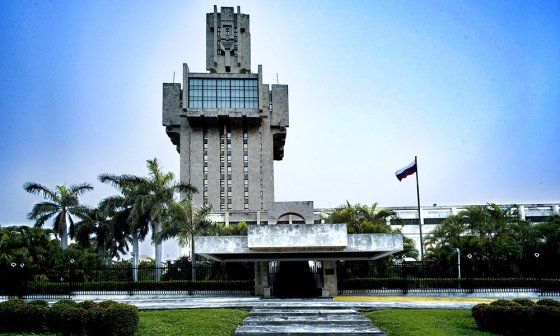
[162,6,289,212]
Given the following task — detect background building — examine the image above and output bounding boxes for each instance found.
[162,5,288,213]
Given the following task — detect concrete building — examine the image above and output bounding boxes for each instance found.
[161,6,403,297]
[163,5,287,213]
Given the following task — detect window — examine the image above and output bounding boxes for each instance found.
[243,133,248,140]
[189,79,258,109]
[227,166,232,174]
[227,143,231,150]
[243,143,248,150]
[203,179,208,187]
[227,155,231,162]
[203,155,208,161]
[227,180,232,186]
[244,179,249,186]
[225,27,230,37]
[203,143,208,150]
[244,204,249,210]
[244,191,249,197]
[243,155,248,162]
[203,166,208,173]
[243,166,248,174]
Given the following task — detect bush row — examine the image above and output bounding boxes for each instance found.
[0,299,138,336]
[339,277,560,290]
[22,279,254,293]
[471,298,560,335]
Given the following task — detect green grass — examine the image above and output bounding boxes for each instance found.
[137,309,249,336]
[0,308,249,336]
[364,309,498,336]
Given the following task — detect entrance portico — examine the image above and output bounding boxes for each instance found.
[195,220,403,297]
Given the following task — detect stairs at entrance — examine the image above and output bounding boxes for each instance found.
[234,302,386,335]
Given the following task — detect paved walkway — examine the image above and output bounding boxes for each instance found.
[234,302,386,335]
[5,293,558,310]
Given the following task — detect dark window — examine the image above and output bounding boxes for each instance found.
[189,78,258,109]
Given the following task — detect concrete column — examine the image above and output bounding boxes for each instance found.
[254,261,266,296]
[256,211,261,225]
[552,204,559,214]
[288,215,293,224]
[225,212,230,226]
[322,260,337,297]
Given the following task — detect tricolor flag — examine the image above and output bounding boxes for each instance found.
[395,160,417,181]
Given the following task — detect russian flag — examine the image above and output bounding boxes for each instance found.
[395,160,417,181]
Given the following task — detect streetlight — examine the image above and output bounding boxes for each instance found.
[455,248,461,280]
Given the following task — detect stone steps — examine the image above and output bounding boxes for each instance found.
[235,304,386,336]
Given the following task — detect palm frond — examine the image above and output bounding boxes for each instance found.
[23,182,57,201]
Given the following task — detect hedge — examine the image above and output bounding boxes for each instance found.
[0,299,138,336]
[339,277,560,291]
[471,298,560,335]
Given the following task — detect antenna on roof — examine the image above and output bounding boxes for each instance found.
[276,73,279,84]
[173,71,175,83]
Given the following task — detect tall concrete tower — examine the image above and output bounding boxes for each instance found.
[162,6,289,216]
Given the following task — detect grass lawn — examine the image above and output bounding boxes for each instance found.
[364,309,498,336]
[0,309,249,336]
[1,308,496,336]
[137,309,249,336]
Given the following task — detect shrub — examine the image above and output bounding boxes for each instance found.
[82,301,139,336]
[28,299,49,307]
[472,299,560,335]
[0,299,47,333]
[78,300,97,310]
[0,299,27,332]
[512,298,535,306]
[46,302,84,335]
[103,302,139,336]
[537,298,560,307]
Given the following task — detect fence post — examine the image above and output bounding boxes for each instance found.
[401,261,408,295]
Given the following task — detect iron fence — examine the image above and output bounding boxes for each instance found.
[0,262,254,299]
[337,261,560,296]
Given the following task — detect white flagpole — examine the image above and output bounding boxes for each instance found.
[415,156,424,261]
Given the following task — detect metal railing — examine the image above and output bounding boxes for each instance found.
[0,262,254,299]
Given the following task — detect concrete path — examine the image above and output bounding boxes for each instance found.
[235,302,386,335]
[5,293,558,310]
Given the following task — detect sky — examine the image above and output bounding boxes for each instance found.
[1,0,559,259]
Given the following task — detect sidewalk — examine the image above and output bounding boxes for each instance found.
[5,292,558,310]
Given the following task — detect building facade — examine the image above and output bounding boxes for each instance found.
[162,6,404,297]
[162,6,288,213]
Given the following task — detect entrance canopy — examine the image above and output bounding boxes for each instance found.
[195,223,403,262]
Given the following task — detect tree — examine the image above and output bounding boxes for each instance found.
[73,203,129,265]
[324,202,418,260]
[424,204,539,276]
[153,198,213,280]
[99,158,196,279]
[24,182,93,250]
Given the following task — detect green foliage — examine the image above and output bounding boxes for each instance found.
[426,205,560,275]
[472,299,560,335]
[324,202,419,261]
[23,182,93,250]
[82,301,138,336]
[0,299,46,333]
[212,221,248,236]
[45,302,84,335]
[365,309,496,336]
[537,299,560,307]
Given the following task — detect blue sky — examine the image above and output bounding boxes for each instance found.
[1,1,559,258]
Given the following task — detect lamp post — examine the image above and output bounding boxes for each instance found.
[455,248,461,280]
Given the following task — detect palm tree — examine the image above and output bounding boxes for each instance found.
[73,204,129,265]
[99,158,196,279]
[24,182,93,250]
[153,198,213,280]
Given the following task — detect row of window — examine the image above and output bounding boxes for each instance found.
[189,79,258,109]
